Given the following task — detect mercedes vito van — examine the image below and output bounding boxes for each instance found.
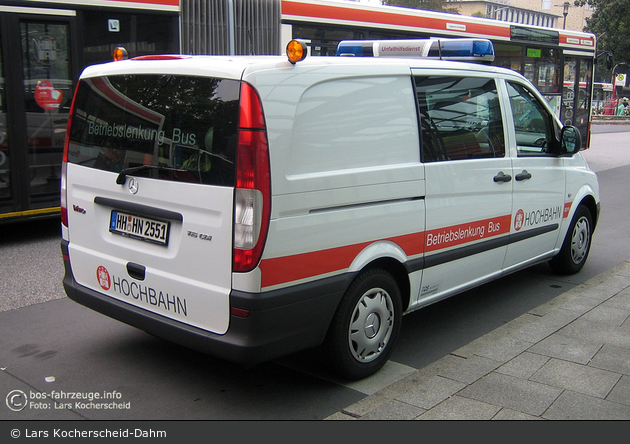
[61,39,600,380]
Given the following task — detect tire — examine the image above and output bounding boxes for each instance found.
[324,269,402,380]
[549,205,593,275]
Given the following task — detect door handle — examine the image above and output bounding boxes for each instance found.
[493,171,512,183]
[515,170,532,181]
[127,262,146,281]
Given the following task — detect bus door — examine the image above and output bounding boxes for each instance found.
[0,12,76,220]
[562,54,593,146]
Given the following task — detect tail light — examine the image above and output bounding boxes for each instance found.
[61,82,80,228]
[233,82,271,272]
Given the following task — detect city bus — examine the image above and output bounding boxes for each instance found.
[278,0,596,148]
[0,0,179,224]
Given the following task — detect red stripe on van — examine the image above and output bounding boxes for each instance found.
[259,232,425,288]
[425,215,511,252]
[563,202,572,218]
[259,215,512,288]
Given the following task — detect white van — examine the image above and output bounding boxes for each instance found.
[61,40,600,380]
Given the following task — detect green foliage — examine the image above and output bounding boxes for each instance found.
[381,0,460,14]
[575,0,630,64]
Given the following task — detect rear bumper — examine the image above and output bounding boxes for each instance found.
[61,240,349,366]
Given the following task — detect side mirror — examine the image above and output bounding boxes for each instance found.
[560,125,582,155]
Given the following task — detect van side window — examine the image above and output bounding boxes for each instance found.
[415,76,505,162]
[506,82,555,156]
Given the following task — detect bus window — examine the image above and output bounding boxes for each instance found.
[492,44,561,94]
[527,48,560,94]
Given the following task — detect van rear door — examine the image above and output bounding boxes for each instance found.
[64,73,240,335]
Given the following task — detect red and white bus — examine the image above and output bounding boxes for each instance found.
[280,0,596,147]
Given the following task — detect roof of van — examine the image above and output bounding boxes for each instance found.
[79,54,526,83]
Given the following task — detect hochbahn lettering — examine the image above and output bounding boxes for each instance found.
[514,206,562,231]
[111,276,188,316]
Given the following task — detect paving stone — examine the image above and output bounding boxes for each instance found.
[611,261,630,278]
[496,352,550,379]
[475,335,533,362]
[536,307,583,328]
[580,304,630,327]
[358,400,424,420]
[491,408,542,420]
[530,358,620,399]
[587,276,630,301]
[416,395,500,420]
[375,361,450,400]
[458,372,562,417]
[589,344,630,375]
[527,285,588,317]
[528,333,602,364]
[557,295,605,314]
[449,314,539,361]
[543,390,630,420]
[607,375,630,407]
[512,320,559,344]
[438,354,501,385]
[560,318,630,349]
[339,393,392,418]
[605,287,630,310]
[344,361,417,395]
[324,411,355,420]
[395,375,466,410]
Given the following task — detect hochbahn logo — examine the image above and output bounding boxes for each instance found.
[514,206,562,231]
[95,265,188,316]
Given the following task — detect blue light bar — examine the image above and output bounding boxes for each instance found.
[336,40,374,57]
[429,39,495,61]
[335,38,495,62]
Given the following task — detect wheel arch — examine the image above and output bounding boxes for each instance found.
[578,193,599,231]
[349,255,412,313]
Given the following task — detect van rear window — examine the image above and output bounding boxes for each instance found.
[67,75,240,186]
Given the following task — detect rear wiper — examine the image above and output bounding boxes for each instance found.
[116,165,157,184]
[115,165,187,185]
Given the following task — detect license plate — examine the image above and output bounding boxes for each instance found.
[109,210,170,246]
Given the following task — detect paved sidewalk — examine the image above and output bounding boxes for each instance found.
[325,260,630,420]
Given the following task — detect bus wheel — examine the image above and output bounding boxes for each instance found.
[325,269,402,380]
[550,205,593,275]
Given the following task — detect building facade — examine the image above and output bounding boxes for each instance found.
[448,0,593,31]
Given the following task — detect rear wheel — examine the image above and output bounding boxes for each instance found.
[324,269,402,380]
[549,205,593,275]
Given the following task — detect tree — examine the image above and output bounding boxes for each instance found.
[574,0,630,64]
[381,0,460,14]
[471,11,490,18]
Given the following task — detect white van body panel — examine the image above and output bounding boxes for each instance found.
[65,163,234,334]
[241,60,426,292]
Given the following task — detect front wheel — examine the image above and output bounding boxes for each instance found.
[324,269,402,380]
[549,205,593,275]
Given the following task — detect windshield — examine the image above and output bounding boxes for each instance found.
[67,74,240,186]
